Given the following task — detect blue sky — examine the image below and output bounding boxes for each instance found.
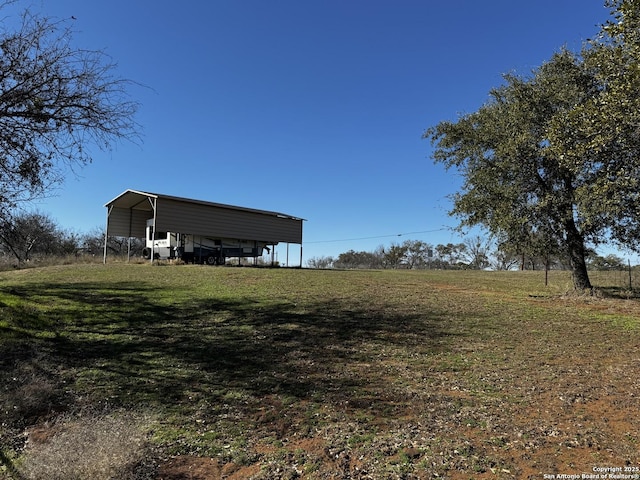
[9,1,626,264]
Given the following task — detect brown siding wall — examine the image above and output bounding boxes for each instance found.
[155,198,302,243]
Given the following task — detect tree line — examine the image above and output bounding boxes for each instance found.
[0,211,143,265]
[307,239,484,270]
[306,237,632,271]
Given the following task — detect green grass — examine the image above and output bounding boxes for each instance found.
[1,264,640,478]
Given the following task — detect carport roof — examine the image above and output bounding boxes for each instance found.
[105,189,305,221]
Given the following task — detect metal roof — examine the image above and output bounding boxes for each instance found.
[105,189,305,221]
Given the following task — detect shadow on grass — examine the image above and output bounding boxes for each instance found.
[1,280,460,430]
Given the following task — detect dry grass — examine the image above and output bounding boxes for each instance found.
[17,411,153,480]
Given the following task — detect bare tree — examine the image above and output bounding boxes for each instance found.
[82,226,144,257]
[0,5,140,215]
[462,235,491,270]
[0,210,58,262]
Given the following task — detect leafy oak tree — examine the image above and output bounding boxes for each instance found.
[0,4,140,216]
[565,0,640,251]
[425,51,599,290]
[425,1,640,291]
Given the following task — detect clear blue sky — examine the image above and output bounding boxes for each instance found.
[10,1,628,264]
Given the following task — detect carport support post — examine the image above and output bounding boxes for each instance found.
[149,197,157,264]
[103,205,113,264]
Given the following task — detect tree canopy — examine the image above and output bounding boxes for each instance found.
[424,0,640,291]
[0,5,140,217]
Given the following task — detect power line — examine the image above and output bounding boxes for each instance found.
[305,227,450,244]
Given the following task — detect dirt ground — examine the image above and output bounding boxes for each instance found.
[155,295,640,480]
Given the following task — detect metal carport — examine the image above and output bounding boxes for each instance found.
[104,189,304,264]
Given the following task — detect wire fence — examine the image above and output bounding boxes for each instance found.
[588,268,640,292]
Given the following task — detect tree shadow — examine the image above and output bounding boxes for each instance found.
[1,280,463,433]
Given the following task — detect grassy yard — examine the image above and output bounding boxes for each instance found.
[1,264,639,479]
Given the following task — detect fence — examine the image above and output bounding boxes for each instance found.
[588,268,640,292]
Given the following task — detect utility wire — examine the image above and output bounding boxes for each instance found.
[305,227,449,244]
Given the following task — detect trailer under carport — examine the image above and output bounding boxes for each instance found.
[104,189,304,265]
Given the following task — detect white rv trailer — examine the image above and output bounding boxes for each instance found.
[142,219,270,265]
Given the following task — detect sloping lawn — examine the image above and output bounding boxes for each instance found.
[1,264,639,479]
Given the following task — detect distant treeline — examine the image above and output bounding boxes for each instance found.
[306,238,635,271]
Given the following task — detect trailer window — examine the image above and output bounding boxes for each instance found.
[148,227,168,241]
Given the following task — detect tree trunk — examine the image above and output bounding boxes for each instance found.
[565,220,592,291]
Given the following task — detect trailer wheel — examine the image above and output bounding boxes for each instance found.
[205,255,217,266]
[142,247,151,259]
